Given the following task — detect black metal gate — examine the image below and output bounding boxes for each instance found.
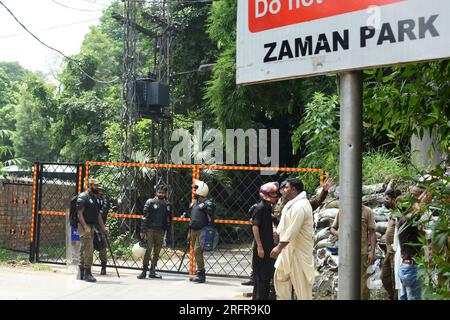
[30,162,82,264]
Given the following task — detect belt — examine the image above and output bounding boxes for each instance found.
[402,259,416,265]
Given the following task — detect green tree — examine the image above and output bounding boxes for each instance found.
[396,167,450,300]
[205,0,336,167]
[58,53,99,96]
[13,78,55,162]
[0,62,32,130]
[364,61,450,153]
[52,91,117,162]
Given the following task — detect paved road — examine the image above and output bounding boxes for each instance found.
[0,264,252,300]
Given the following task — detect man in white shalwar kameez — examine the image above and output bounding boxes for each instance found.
[270,179,315,300]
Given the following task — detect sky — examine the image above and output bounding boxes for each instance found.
[0,0,111,82]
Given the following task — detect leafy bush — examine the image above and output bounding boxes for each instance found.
[292,92,339,192]
[411,167,450,300]
[362,151,414,188]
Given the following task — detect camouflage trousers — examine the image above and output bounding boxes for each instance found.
[78,223,94,268]
[98,234,107,264]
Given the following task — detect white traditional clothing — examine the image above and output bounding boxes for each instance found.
[393,222,402,292]
[274,192,315,300]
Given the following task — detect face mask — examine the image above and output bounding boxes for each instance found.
[92,188,99,195]
[384,201,391,209]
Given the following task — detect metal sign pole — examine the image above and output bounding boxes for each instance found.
[338,71,363,300]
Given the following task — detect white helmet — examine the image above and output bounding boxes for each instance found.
[194,179,209,197]
[132,242,147,259]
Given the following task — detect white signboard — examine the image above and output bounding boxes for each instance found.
[237,0,450,84]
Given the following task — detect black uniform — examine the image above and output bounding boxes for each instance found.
[139,197,173,275]
[188,199,215,230]
[188,199,215,280]
[75,191,101,281]
[141,198,173,231]
[251,200,275,300]
[76,192,101,225]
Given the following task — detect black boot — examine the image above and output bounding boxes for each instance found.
[148,266,162,279]
[84,267,97,283]
[190,269,206,283]
[100,262,107,275]
[137,266,148,279]
[77,265,85,280]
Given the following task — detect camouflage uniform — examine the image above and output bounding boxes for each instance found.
[78,222,95,269]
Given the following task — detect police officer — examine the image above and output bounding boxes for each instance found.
[241,203,258,286]
[96,186,110,275]
[252,182,278,300]
[137,185,173,279]
[76,179,108,282]
[187,179,215,283]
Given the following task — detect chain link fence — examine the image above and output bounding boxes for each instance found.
[28,162,323,277]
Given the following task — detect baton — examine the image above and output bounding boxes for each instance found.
[177,229,190,272]
[104,234,120,278]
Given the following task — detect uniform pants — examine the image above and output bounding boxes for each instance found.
[142,229,164,268]
[98,234,107,264]
[78,223,94,268]
[191,229,205,271]
[361,254,369,300]
[381,252,397,300]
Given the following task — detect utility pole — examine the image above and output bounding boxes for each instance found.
[119,0,138,214]
[145,0,173,191]
[338,71,363,300]
[114,0,173,194]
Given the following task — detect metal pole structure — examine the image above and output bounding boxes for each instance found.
[338,71,363,300]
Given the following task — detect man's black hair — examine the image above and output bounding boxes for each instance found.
[385,189,401,198]
[285,178,304,193]
[156,185,168,192]
[385,189,395,197]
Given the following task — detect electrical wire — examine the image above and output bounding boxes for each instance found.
[79,0,109,7]
[51,0,104,12]
[0,0,119,84]
[0,18,99,39]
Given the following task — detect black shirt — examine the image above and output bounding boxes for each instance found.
[97,196,110,223]
[141,198,173,231]
[398,218,422,260]
[76,192,101,225]
[252,200,274,255]
[189,199,215,230]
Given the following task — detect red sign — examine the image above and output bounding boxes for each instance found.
[249,0,404,33]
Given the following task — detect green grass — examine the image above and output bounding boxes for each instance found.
[31,264,53,272]
[363,151,414,189]
[0,247,14,262]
